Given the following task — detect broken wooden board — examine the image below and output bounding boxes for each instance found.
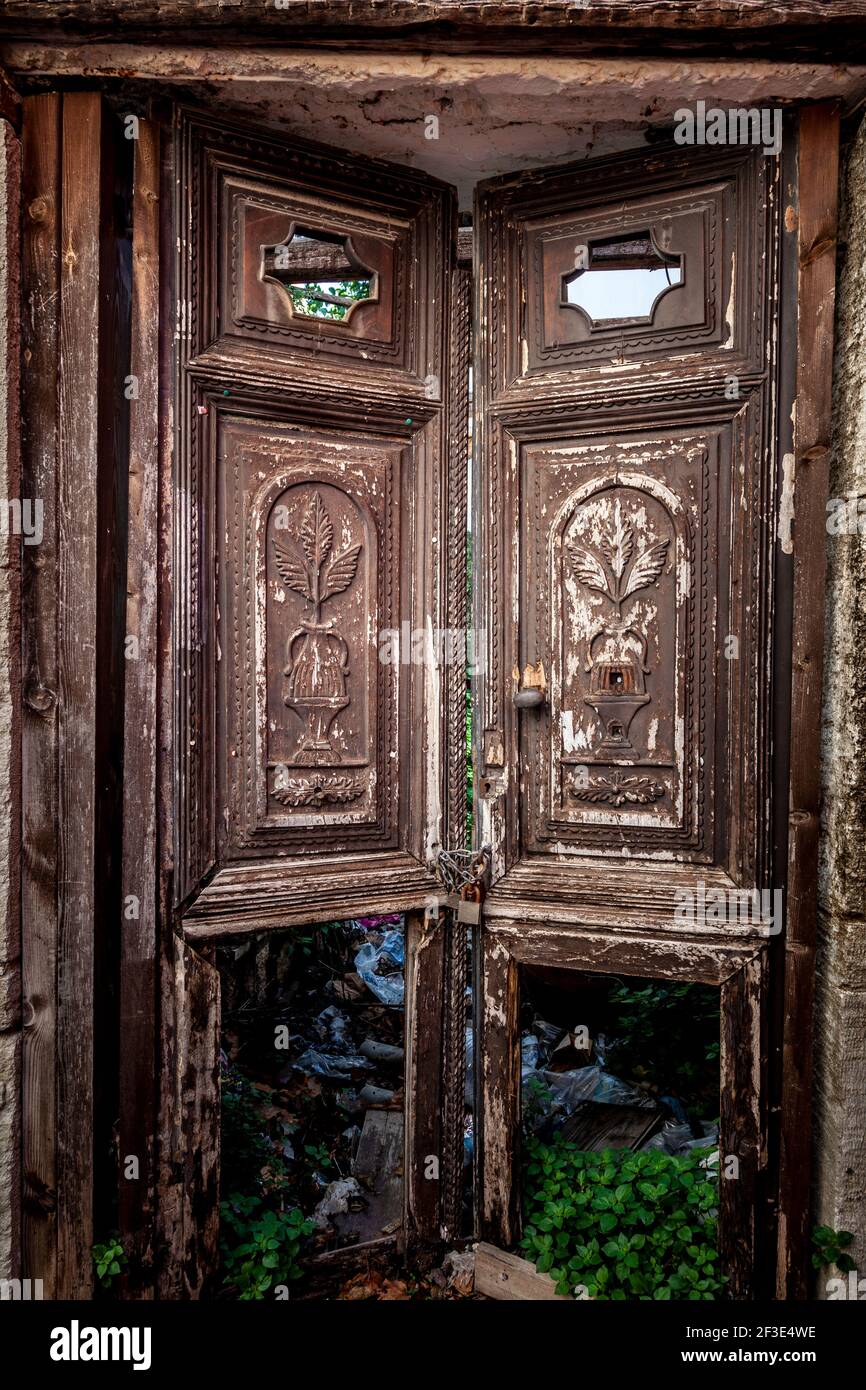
[336,1110,404,1245]
[559,1101,661,1152]
[474,1242,571,1301]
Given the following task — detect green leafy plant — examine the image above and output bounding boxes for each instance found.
[605,980,720,1111]
[92,1235,127,1289]
[521,1134,723,1300]
[221,1193,315,1300]
[811,1225,856,1273]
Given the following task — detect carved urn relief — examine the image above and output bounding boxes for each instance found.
[568,497,670,758]
[269,486,368,810]
[554,483,682,817]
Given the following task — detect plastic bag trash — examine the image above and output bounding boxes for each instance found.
[354,929,405,1005]
[538,1066,656,1116]
[314,1005,351,1048]
[521,1033,540,1080]
[683,1123,719,1152]
[593,1071,656,1108]
[659,1094,691,1127]
[442,1249,475,1297]
[292,1048,373,1081]
[641,1119,693,1154]
[540,1066,601,1115]
[313,1177,364,1230]
[464,1113,474,1163]
[532,1017,566,1057]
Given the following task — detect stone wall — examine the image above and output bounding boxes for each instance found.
[815,107,866,1292]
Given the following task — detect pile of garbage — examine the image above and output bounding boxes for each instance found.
[219,915,409,1251]
[518,1016,719,1161]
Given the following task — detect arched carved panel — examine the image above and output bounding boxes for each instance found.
[520,429,724,863]
[219,418,402,856]
[557,477,686,828]
[262,482,375,820]
[173,109,454,932]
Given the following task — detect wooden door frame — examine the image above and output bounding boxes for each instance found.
[477,921,768,1299]
[13,67,838,1299]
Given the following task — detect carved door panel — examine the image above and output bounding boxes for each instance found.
[173,109,457,936]
[474,140,794,1288]
[476,142,780,922]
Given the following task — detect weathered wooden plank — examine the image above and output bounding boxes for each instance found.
[3,0,866,41]
[559,1102,660,1152]
[720,949,767,1300]
[0,108,22,1284]
[155,936,220,1299]
[474,1242,570,1301]
[20,90,61,1296]
[404,910,445,1244]
[119,116,161,1298]
[778,101,841,1301]
[54,89,104,1300]
[478,928,521,1246]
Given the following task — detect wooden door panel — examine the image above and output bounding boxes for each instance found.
[491,146,766,394]
[218,416,403,852]
[220,180,406,364]
[477,142,779,924]
[174,109,454,933]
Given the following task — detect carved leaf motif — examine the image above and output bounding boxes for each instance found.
[622,538,670,600]
[272,772,364,807]
[300,491,333,570]
[272,537,312,601]
[566,542,612,600]
[321,543,362,601]
[601,503,634,581]
[569,773,665,806]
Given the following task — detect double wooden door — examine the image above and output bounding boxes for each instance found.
[170,106,833,1297]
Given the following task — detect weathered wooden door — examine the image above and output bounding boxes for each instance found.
[471,125,836,1298]
[174,107,457,933]
[163,108,466,1285]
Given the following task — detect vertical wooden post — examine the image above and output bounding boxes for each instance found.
[777,101,841,1299]
[21,91,61,1296]
[21,90,126,1299]
[404,909,446,1243]
[0,98,22,1286]
[119,116,160,1296]
[54,90,106,1299]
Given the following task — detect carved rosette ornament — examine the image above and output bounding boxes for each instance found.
[271,491,365,806]
[566,771,666,806]
[567,499,670,756]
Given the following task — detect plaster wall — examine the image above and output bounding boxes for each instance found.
[815,106,866,1293]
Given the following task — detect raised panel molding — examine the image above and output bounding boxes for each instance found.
[173,108,455,931]
[477,141,781,931]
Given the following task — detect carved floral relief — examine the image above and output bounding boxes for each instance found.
[267,485,371,811]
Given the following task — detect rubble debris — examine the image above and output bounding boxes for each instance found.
[359,1038,404,1064]
[313,1178,366,1230]
[441,1248,475,1297]
[218,914,409,1267]
[560,1100,662,1152]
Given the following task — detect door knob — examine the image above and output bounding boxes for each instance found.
[514,661,546,709]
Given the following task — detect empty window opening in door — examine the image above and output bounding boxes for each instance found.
[518,966,721,1301]
[217,917,406,1296]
